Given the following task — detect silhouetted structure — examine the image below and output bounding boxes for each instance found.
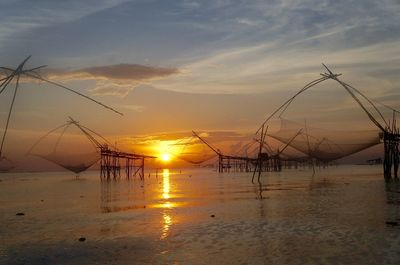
[29,117,155,179]
[0,56,122,171]
[367,158,383,165]
[192,131,255,173]
[256,64,399,180]
[191,130,298,176]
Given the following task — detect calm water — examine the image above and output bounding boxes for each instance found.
[0,166,400,264]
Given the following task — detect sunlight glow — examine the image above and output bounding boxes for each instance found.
[153,141,176,163]
[161,153,171,162]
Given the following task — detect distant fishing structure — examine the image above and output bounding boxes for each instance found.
[28,117,155,179]
[0,56,123,172]
[191,130,305,174]
[254,64,399,181]
[250,125,305,182]
[189,64,398,182]
[192,130,254,173]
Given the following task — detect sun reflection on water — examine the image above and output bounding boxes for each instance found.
[162,169,170,199]
[161,169,173,239]
[161,211,172,240]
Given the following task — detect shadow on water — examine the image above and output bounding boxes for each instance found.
[100,179,147,213]
[252,171,331,200]
[385,178,400,226]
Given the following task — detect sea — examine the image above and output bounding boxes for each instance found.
[0,165,399,265]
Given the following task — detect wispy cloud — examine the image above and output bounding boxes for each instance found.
[181,0,200,9]
[116,129,254,159]
[120,104,145,112]
[148,0,400,97]
[236,18,260,26]
[0,0,129,47]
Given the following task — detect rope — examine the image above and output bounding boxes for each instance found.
[0,74,20,157]
[27,123,70,155]
[256,76,330,134]
[22,72,123,116]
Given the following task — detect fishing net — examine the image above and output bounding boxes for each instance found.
[35,152,100,174]
[173,135,217,165]
[28,120,102,174]
[268,118,381,162]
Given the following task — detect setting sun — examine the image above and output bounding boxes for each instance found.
[161,153,171,162]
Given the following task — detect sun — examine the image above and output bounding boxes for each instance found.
[161,153,171,162]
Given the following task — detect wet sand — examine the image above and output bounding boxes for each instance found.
[0,166,399,264]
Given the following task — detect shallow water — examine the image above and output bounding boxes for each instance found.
[0,166,399,264]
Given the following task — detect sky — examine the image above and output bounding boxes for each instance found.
[1,0,400,170]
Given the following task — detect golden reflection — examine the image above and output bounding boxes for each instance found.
[162,169,170,199]
[161,211,172,240]
[161,168,173,239]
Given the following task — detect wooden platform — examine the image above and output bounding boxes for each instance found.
[100,148,156,180]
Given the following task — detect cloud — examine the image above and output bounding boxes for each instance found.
[115,130,255,158]
[0,0,129,47]
[118,130,251,146]
[121,104,145,112]
[43,64,179,96]
[155,36,400,95]
[236,18,260,26]
[181,1,200,9]
[75,64,178,81]
[145,0,400,97]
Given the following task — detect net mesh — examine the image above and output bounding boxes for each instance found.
[35,151,100,174]
[29,122,102,173]
[268,118,381,162]
[173,136,217,164]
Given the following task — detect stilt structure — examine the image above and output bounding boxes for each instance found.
[382,112,399,179]
[100,148,155,180]
[192,131,256,173]
[29,117,155,179]
[66,117,156,180]
[252,126,302,182]
[1,56,122,171]
[192,130,298,176]
[256,64,400,180]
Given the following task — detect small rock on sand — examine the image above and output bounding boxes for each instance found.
[16,212,25,216]
[78,237,86,242]
[385,221,398,226]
